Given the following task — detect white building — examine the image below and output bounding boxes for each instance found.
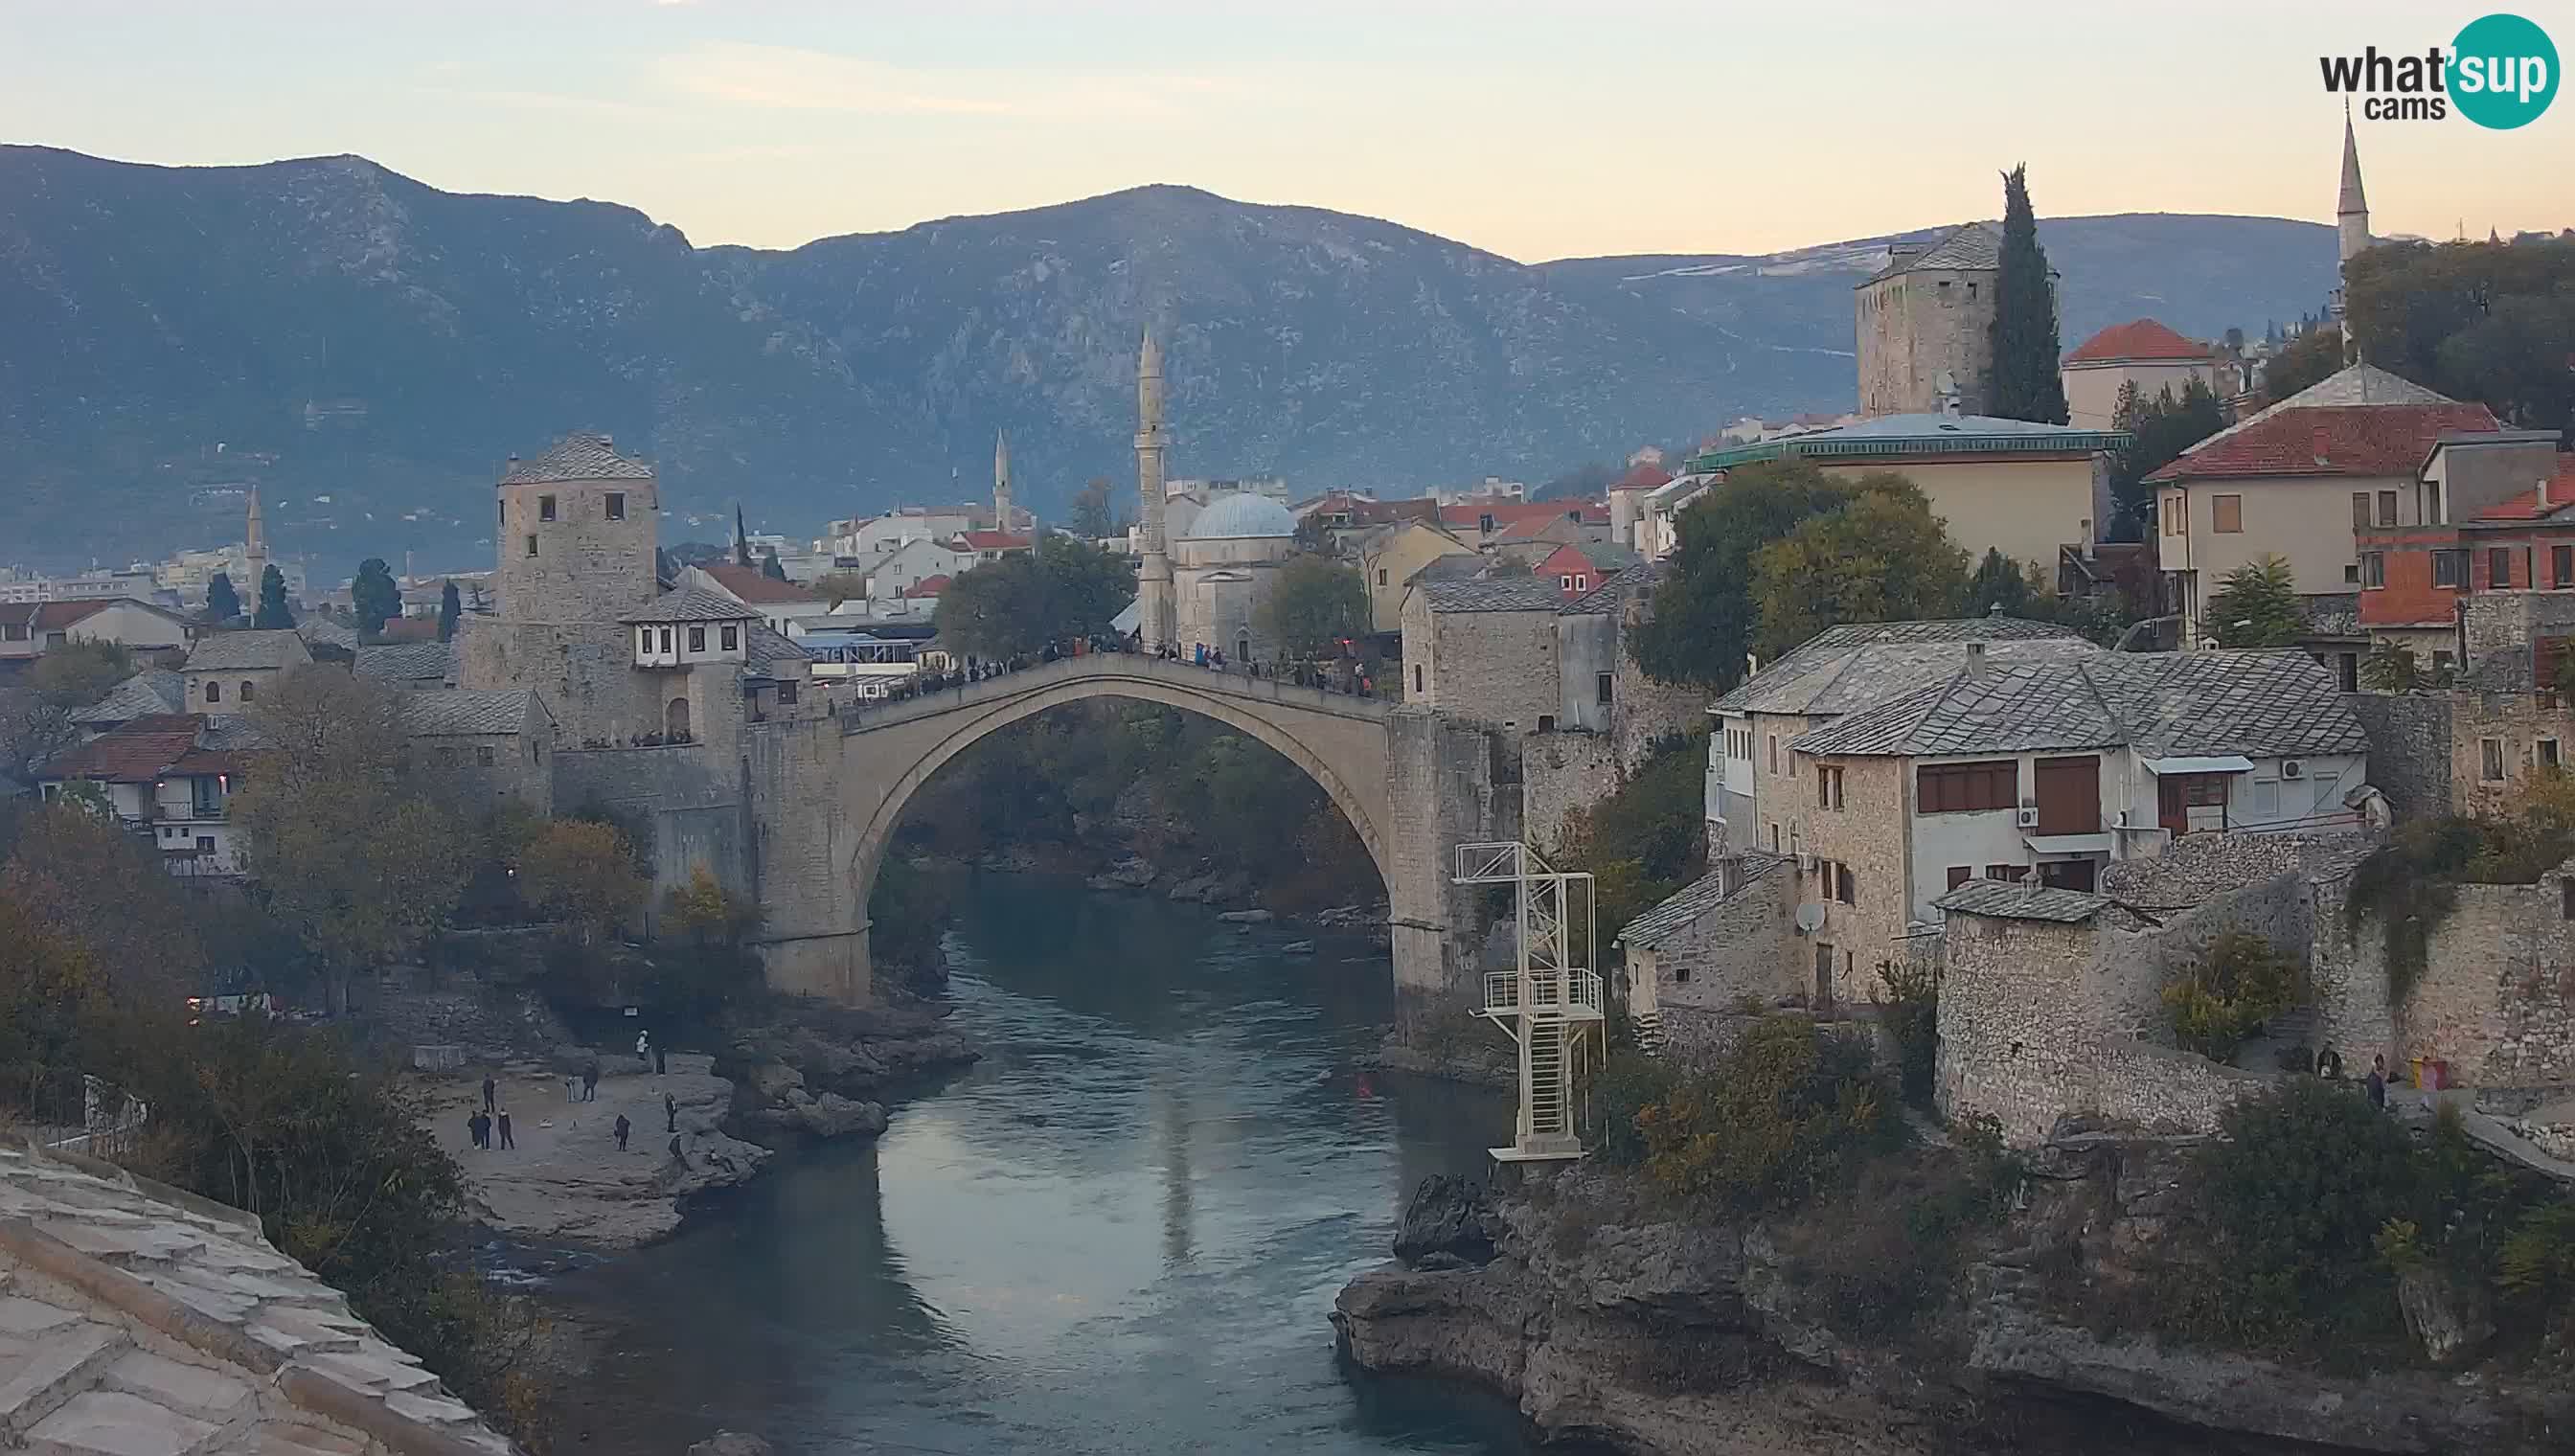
[35,714,262,876]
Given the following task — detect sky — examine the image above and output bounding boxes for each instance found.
[0,1,2568,262]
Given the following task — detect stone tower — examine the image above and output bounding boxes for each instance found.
[242,483,268,603]
[460,432,662,745]
[2334,107,2372,362]
[1133,328,1175,649]
[993,429,1014,533]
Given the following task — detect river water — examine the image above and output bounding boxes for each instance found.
[555,875,1552,1456]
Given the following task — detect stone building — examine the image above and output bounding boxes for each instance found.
[179,629,312,716]
[1854,222,2035,419]
[1172,492,1300,665]
[2354,436,2571,663]
[403,688,556,814]
[2060,318,2217,431]
[1352,519,1477,632]
[1400,579,1564,726]
[1617,851,1792,1055]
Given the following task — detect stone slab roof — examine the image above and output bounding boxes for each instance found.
[1421,579,1569,614]
[0,1139,512,1456]
[69,671,183,725]
[295,619,359,653]
[1791,648,2369,761]
[1711,618,2091,717]
[2099,830,2379,910]
[1562,560,1664,615]
[1863,221,2001,283]
[1616,853,1786,949]
[620,587,760,625]
[742,624,809,675]
[696,563,820,606]
[403,689,540,738]
[353,641,456,685]
[184,631,312,673]
[1932,879,2113,922]
[497,433,653,486]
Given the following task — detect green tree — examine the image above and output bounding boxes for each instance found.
[933,536,1136,658]
[3,803,205,1005]
[28,639,133,705]
[2205,555,2303,648]
[1631,459,1857,689]
[1987,164,2069,424]
[661,864,761,949]
[761,549,789,582]
[1964,547,2033,617]
[436,580,461,642]
[253,563,293,629]
[2359,641,2424,692]
[206,570,241,623]
[517,819,647,946]
[2111,378,2229,528]
[1069,476,1120,539]
[1750,476,1971,658]
[353,557,400,638]
[1256,554,1370,661]
[232,670,471,1013]
[1036,534,1137,640]
[813,571,869,610]
[2347,235,2575,431]
[2264,326,2344,402]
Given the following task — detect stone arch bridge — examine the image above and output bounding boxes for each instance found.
[745,654,1518,1027]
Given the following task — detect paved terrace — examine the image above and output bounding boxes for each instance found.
[0,1138,512,1456]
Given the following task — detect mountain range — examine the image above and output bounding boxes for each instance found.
[0,146,2339,570]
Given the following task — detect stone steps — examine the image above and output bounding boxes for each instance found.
[0,1295,134,1446]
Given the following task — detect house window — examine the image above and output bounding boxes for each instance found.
[1595,672,1613,707]
[2491,547,2514,589]
[1561,576,1575,591]
[606,492,626,521]
[639,628,653,654]
[1537,715,1556,733]
[205,681,221,704]
[2345,564,2360,583]
[476,745,496,767]
[1574,575,1588,593]
[2555,546,2573,589]
[538,494,557,522]
[525,535,538,557]
[2564,879,2575,921]
[1413,665,1424,694]
[1917,760,2017,813]
[2351,492,2371,531]
[1946,866,1971,890]
[196,836,215,853]
[2482,738,2506,782]
[2212,495,2243,533]
[1769,824,1780,852]
[778,681,800,706]
[2435,551,2464,587]
[689,626,706,652]
[1767,736,1780,775]
[2541,739,2562,770]
[1835,863,1857,906]
[239,681,254,702]
[1817,764,1844,809]
[2251,778,2279,817]
[660,627,674,652]
[721,625,739,650]
[2362,553,2385,588]
[2377,489,2397,527]
[1984,863,2017,882]
[2433,649,2456,675]
[1377,569,1388,587]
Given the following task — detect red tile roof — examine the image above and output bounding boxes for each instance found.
[2146,402,2503,484]
[40,715,210,784]
[2064,319,2212,365]
[953,531,1032,552]
[1608,463,1674,492]
[1439,500,1607,531]
[901,575,952,599]
[374,616,441,642]
[2470,463,2575,521]
[699,562,821,604]
[0,601,113,631]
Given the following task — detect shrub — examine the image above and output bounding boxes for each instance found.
[1871,958,1940,1106]
[1586,1049,1677,1167]
[1633,1017,1900,1212]
[2161,931,2298,1061]
[2194,1080,2419,1343]
[2497,1203,2575,1305]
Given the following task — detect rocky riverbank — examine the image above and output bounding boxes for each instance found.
[1333,1154,2575,1455]
[716,998,981,1143]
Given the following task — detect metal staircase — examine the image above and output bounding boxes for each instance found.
[1455,841,1606,1162]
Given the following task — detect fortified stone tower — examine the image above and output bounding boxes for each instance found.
[460,432,664,746]
[1133,328,1176,649]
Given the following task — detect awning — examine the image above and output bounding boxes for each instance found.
[2143,755,2255,776]
[2022,832,2112,855]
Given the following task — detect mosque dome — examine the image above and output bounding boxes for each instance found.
[1183,493,1297,540]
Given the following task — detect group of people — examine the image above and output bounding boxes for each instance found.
[469,1076,514,1150]
[467,1030,685,1161]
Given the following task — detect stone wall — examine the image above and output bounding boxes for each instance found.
[1638,864,1796,1035]
[1521,730,1620,853]
[2449,689,2575,818]
[743,717,865,1001]
[1613,644,1707,774]
[554,741,748,924]
[2343,691,2452,819]
[1387,709,1521,1030]
[1796,754,1913,1006]
[1424,607,1561,729]
[2317,867,2575,1087]
[460,617,662,749]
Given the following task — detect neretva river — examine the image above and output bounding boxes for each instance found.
[554,875,1557,1455]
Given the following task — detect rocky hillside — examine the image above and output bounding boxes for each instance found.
[0,145,2336,564]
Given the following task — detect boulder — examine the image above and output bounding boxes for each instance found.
[689,1432,773,1456]
[796,1093,890,1140]
[2397,1264,2495,1367]
[1281,941,1316,955]
[743,1060,806,1103]
[1219,908,1273,923]
[1392,1173,1499,1267]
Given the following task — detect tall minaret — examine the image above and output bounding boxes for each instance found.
[242,483,269,603]
[1134,328,1175,649]
[2335,106,2371,363]
[993,429,1015,533]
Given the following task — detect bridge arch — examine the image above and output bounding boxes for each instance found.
[832,657,1405,1000]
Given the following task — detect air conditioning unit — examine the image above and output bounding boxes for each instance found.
[2015,807,2040,829]
[2282,760,2305,780]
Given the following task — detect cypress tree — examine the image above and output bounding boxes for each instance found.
[1987,164,2069,423]
[438,580,462,642]
[206,571,240,623]
[253,564,294,629]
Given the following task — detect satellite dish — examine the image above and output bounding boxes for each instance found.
[1793,903,1828,936]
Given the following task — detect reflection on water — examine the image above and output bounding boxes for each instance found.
[557,875,1544,1455]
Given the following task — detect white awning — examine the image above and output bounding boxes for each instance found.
[2142,755,2255,775]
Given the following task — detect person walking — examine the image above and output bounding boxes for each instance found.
[465,1113,481,1150]
[613,1113,631,1151]
[496,1108,514,1150]
[635,1030,651,1071]
[668,1132,684,1165]
[654,1042,668,1077]
[2366,1054,2389,1110]
[583,1058,600,1102]
[468,1110,490,1150]
[482,1074,497,1114]
[665,1091,678,1134]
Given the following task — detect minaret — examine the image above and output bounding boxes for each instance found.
[1134,328,1175,649]
[993,429,1015,533]
[242,483,268,605]
[2334,106,2371,363]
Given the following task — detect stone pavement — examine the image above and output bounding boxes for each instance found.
[0,1137,513,1456]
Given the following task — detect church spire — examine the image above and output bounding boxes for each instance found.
[2336,104,2371,263]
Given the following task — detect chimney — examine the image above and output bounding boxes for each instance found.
[1967,641,1989,675]
[2080,519,2094,557]
[2311,426,2332,466]
[2540,477,2553,511]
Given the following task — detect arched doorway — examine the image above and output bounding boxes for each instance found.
[666,696,692,740]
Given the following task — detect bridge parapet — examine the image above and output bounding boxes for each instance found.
[838,652,1393,736]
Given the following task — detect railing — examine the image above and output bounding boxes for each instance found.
[154,803,226,822]
[1482,968,1605,1017]
[4,1072,149,1165]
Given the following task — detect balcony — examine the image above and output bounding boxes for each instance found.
[1481,969,1606,1020]
[154,802,227,823]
